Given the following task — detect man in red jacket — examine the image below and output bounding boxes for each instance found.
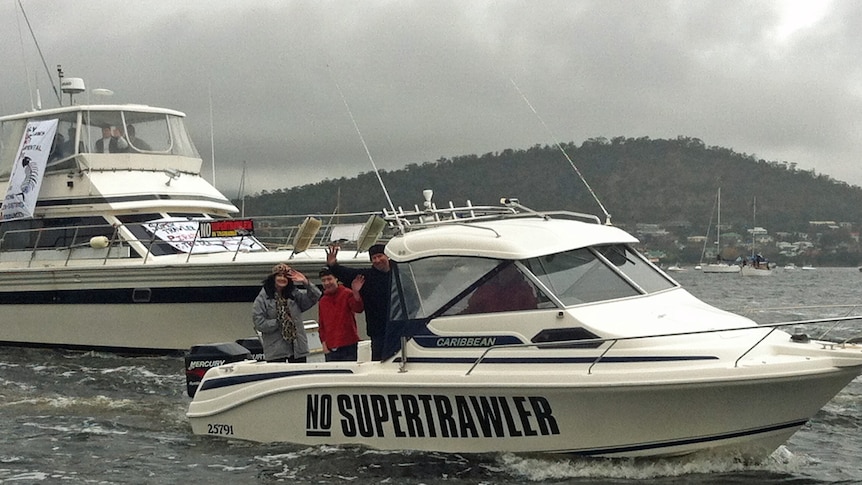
[317,268,364,361]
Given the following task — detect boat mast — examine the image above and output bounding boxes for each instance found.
[751,196,756,257]
[716,187,721,261]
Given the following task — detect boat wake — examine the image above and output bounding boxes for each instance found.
[496,446,813,482]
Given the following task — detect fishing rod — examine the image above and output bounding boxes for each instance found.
[509,78,612,225]
[16,0,61,106]
[328,66,400,230]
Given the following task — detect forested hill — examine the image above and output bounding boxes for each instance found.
[239,136,862,231]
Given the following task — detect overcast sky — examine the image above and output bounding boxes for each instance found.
[2,1,861,198]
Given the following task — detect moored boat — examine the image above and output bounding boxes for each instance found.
[700,188,740,274]
[187,196,862,459]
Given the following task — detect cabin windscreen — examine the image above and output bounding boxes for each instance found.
[1,110,200,180]
[522,244,676,306]
[80,110,199,157]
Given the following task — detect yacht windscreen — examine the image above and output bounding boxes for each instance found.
[80,111,199,157]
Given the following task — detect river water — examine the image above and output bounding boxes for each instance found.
[1,267,861,484]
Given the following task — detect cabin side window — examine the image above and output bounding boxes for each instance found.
[0,216,113,251]
[0,119,26,179]
[390,256,499,320]
[444,262,551,316]
[0,114,80,178]
[389,256,552,320]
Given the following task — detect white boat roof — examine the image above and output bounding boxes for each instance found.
[386,216,639,261]
[0,104,185,122]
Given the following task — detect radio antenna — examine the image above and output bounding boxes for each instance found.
[328,67,399,226]
[510,78,612,225]
[17,0,61,106]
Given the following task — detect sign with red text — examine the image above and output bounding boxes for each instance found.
[143,218,262,254]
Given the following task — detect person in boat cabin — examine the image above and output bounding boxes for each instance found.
[326,243,393,361]
[252,263,322,363]
[317,268,364,362]
[94,124,128,153]
[461,263,539,314]
[48,133,65,162]
[59,126,81,157]
[124,124,151,151]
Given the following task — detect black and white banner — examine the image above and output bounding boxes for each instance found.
[1,119,58,221]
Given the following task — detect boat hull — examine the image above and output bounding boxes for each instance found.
[0,256,347,352]
[740,266,772,277]
[187,360,861,458]
[702,263,740,274]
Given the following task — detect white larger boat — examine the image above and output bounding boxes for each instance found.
[0,80,375,353]
[187,197,862,459]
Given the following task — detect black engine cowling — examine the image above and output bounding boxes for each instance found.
[184,338,264,397]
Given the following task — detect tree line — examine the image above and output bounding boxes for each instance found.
[237,136,862,234]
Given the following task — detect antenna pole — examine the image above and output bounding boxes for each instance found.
[209,81,216,187]
[510,78,612,225]
[328,66,399,226]
[57,65,64,106]
[17,0,61,105]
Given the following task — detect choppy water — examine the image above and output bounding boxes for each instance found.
[1,267,861,484]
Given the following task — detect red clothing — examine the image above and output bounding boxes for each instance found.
[318,285,363,349]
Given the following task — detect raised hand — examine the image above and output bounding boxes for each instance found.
[326,243,340,266]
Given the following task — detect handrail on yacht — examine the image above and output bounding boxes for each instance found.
[460,315,862,376]
[0,212,384,267]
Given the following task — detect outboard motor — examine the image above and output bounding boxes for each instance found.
[184,338,264,397]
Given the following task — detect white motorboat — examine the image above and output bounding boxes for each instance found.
[187,197,862,459]
[0,79,375,353]
[666,264,685,272]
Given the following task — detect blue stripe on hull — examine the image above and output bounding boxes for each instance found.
[559,419,807,456]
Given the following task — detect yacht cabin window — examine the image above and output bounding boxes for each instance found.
[0,109,200,179]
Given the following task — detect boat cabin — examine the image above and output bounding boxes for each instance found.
[379,212,681,359]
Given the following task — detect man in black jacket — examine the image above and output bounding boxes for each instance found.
[326,243,392,360]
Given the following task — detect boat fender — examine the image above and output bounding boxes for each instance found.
[90,236,109,249]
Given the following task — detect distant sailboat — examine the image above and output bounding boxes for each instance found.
[741,196,771,277]
[702,188,740,274]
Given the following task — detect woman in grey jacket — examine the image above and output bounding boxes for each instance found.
[253,263,322,362]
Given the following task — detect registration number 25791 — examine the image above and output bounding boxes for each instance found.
[207,423,234,435]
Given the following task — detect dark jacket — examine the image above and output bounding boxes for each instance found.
[328,263,392,338]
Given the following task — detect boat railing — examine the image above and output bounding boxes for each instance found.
[0,212,381,267]
[735,304,862,341]
[458,315,862,376]
[382,196,602,232]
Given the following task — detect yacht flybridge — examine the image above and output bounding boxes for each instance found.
[0,86,372,353]
[187,198,862,459]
